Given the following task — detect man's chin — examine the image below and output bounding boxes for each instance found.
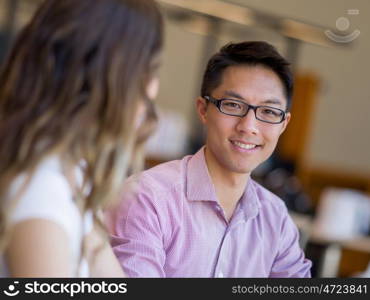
[229,165,254,175]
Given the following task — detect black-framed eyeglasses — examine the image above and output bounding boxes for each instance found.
[204,95,287,124]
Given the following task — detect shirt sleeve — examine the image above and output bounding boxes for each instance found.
[107,179,166,278]
[269,208,312,278]
[8,165,79,239]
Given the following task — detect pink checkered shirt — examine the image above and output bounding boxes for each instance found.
[107,147,311,277]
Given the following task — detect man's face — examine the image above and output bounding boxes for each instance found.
[196,65,291,176]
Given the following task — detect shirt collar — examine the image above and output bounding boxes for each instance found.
[186,146,261,220]
[238,179,261,220]
[186,146,218,202]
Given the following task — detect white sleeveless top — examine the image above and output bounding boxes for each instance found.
[0,157,93,277]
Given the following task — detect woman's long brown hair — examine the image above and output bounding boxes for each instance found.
[0,0,163,251]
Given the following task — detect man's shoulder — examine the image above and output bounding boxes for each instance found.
[249,179,291,233]
[250,178,287,212]
[125,155,191,196]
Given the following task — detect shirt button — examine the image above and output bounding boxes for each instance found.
[218,271,224,278]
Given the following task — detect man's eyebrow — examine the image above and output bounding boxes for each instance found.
[261,99,283,106]
[223,90,244,100]
[223,90,284,107]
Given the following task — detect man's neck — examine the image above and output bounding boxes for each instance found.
[204,147,250,221]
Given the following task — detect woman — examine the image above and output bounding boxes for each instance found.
[0,0,163,277]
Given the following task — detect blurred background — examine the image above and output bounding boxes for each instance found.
[1,0,369,278]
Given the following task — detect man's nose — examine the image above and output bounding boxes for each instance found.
[235,108,259,135]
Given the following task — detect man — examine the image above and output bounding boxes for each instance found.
[107,41,312,277]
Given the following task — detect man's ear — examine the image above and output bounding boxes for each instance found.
[280,112,291,135]
[196,96,208,124]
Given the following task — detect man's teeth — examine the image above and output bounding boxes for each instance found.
[233,141,257,149]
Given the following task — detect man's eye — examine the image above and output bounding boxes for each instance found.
[223,101,241,109]
[261,108,280,116]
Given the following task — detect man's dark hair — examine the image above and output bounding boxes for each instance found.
[201,41,293,110]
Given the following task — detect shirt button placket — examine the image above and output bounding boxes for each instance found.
[215,229,230,278]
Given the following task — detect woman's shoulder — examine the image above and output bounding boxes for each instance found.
[8,156,82,232]
[10,156,72,204]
